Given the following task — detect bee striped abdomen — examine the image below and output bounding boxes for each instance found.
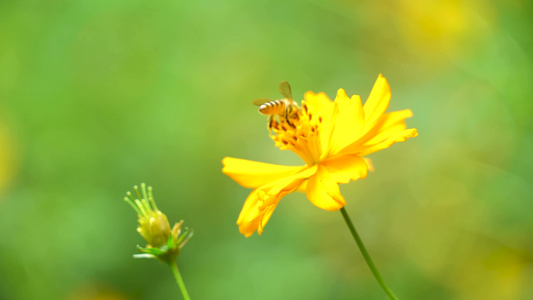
[258,99,287,115]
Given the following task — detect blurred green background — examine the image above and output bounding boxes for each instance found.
[1,0,532,299]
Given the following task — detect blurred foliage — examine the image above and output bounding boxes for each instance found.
[0,0,532,299]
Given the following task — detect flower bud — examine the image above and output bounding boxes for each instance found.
[124,183,193,264]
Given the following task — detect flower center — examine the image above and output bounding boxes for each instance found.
[269,101,323,166]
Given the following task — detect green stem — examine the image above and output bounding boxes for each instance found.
[170,262,191,300]
[340,207,399,300]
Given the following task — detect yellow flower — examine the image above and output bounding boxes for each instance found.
[222,74,418,237]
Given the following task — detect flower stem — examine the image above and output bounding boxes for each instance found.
[169,262,191,300]
[340,207,399,300]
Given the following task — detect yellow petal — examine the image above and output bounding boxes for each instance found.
[305,165,346,211]
[363,74,391,130]
[365,109,413,145]
[303,91,334,118]
[236,189,265,237]
[296,179,308,192]
[338,109,414,155]
[320,154,368,184]
[363,158,374,172]
[237,166,318,237]
[358,128,418,157]
[222,157,306,189]
[303,91,334,154]
[324,89,365,158]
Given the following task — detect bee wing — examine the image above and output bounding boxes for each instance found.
[252,98,270,106]
[278,81,292,100]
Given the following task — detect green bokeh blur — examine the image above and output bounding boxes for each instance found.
[1,0,532,299]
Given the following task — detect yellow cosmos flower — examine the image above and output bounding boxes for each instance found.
[222,74,418,237]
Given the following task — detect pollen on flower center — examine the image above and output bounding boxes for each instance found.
[269,102,323,166]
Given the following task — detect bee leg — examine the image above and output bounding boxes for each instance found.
[284,108,297,128]
[286,118,294,128]
[267,116,274,133]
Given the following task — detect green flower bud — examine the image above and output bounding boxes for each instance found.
[124,183,193,265]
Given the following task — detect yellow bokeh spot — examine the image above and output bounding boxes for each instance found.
[0,121,15,197]
[395,0,495,56]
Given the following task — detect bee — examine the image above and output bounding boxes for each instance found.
[252,81,300,130]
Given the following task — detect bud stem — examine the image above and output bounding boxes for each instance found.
[340,207,399,300]
[170,262,191,300]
